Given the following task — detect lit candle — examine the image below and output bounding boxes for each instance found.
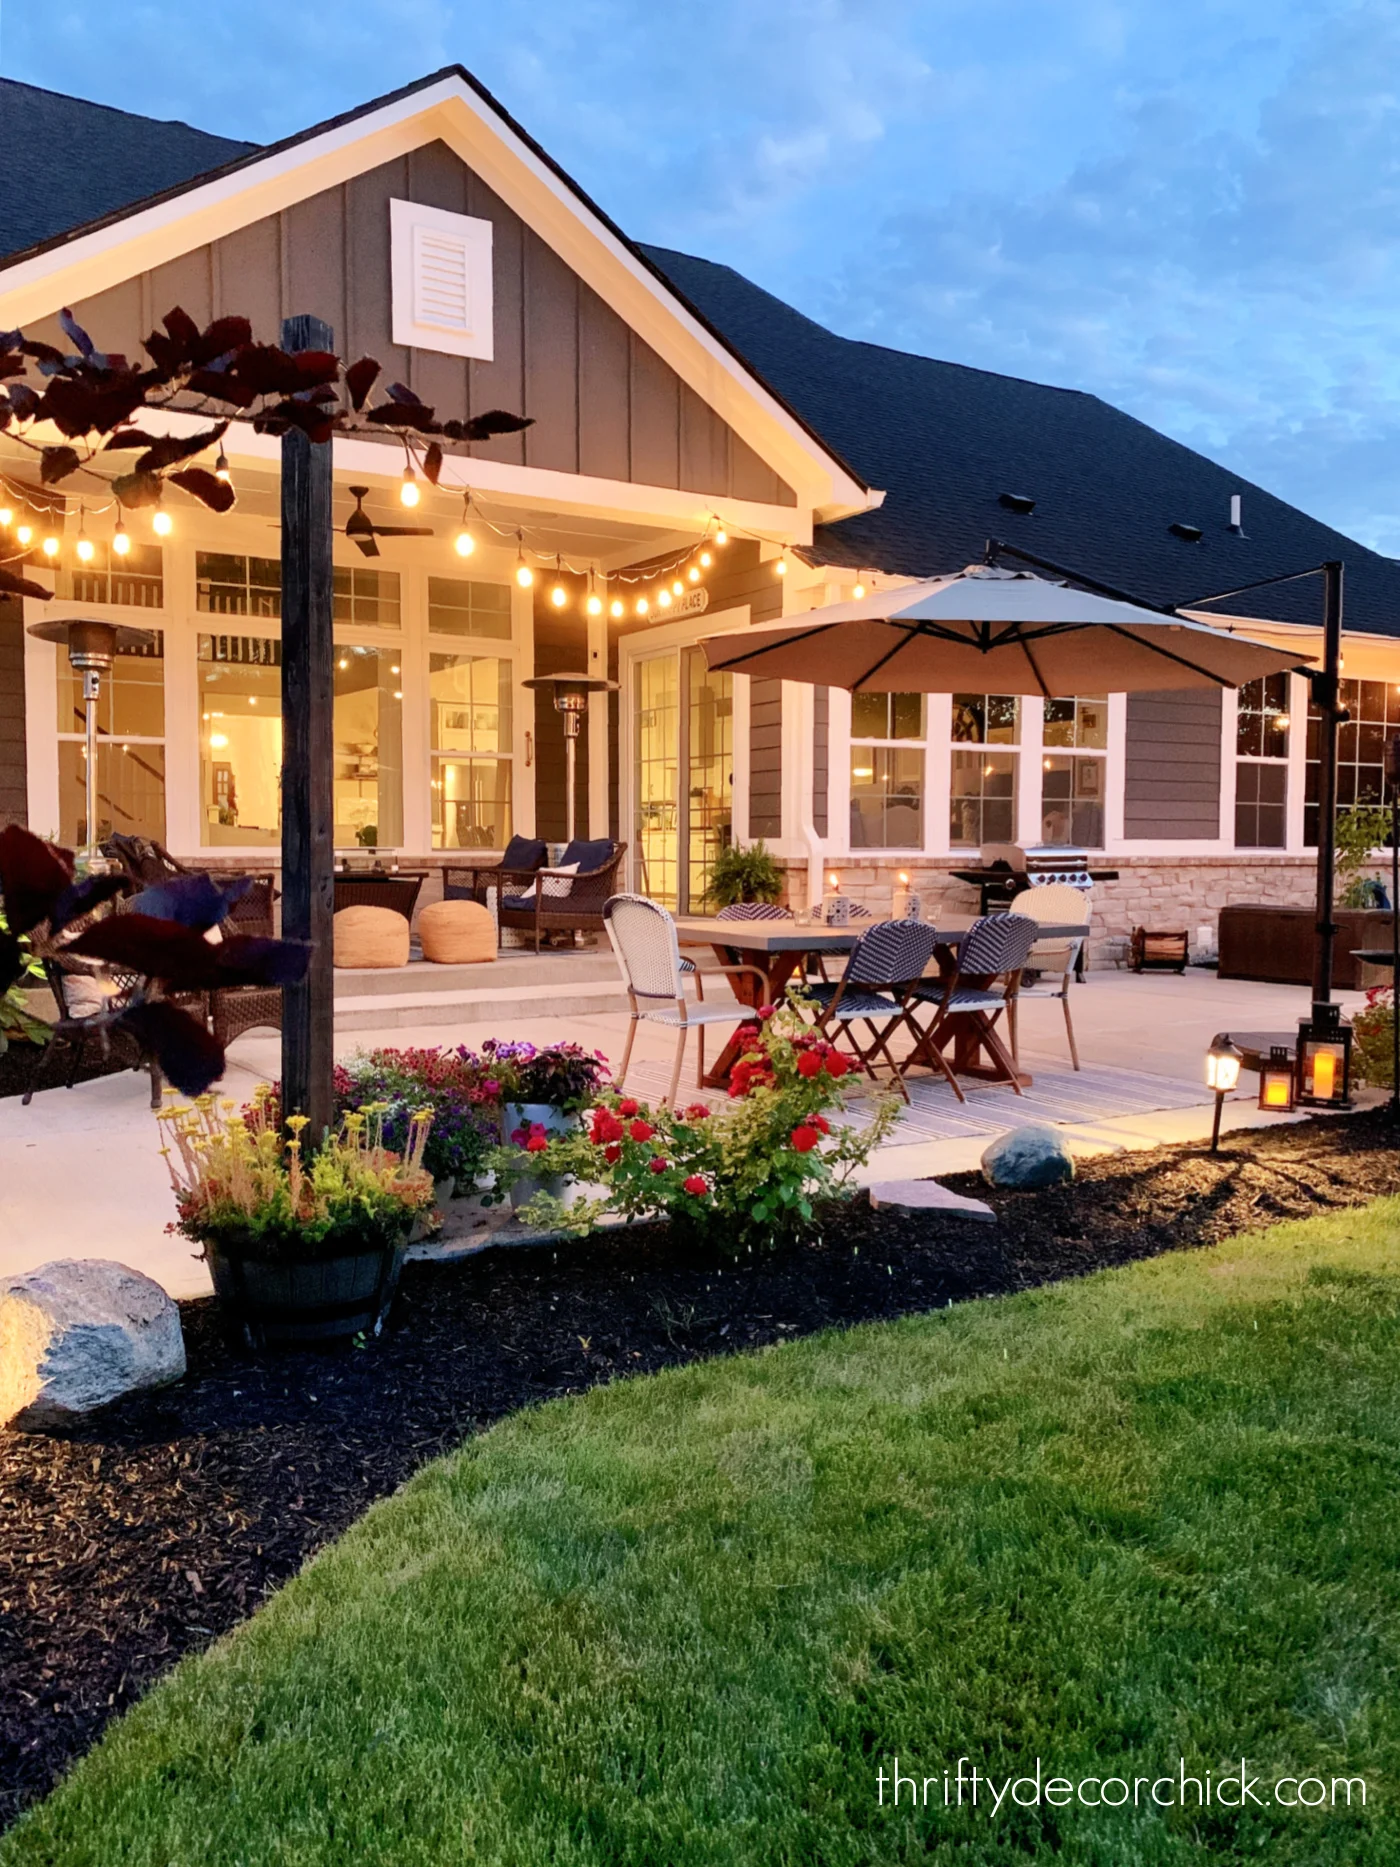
[1313,1049,1336,1100]
[1262,1075,1291,1108]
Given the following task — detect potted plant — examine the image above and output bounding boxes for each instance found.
[160,1090,435,1348]
[702,840,786,909]
[480,1039,610,1210]
[336,1046,499,1202]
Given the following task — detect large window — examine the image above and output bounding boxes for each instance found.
[850,692,924,848]
[1306,678,1400,845]
[197,634,403,848]
[950,693,1020,847]
[1041,695,1107,847]
[430,654,512,848]
[1236,674,1290,848]
[57,541,164,608]
[57,634,165,846]
[196,554,400,627]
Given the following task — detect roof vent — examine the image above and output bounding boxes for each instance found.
[1169,521,1203,542]
[1228,493,1245,535]
[998,492,1036,514]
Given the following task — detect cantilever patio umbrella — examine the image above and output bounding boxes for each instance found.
[699,563,1309,694]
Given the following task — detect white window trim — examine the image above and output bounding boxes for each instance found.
[390,197,494,361]
[847,694,929,857]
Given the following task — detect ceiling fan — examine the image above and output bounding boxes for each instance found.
[344,485,435,559]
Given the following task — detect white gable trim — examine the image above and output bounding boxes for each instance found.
[0,74,879,523]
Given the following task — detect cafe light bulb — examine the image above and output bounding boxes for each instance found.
[774,551,788,577]
[400,467,419,507]
[516,554,534,588]
[671,579,684,597]
[687,565,701,583]
[657,588,673,608]
[714,525,728,545]
[112,524,130,556]
[152,508,172,536]
[15,524,32,547]
[214,450,231,484]
[42,535,60,558]
[610,598,625,619]
[699,550,712,568]
[454,525,475,558]
[635,596,649,617]
[550,582,568,608]
[338,656,349,670]
[0,507,12,527]
[76,535,95,563]
[853,579,867,599]
[586,592,603,616]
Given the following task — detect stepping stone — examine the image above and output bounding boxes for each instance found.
[867,1181,997,1223]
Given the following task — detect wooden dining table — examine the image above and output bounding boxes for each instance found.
[671,915,1089,1091]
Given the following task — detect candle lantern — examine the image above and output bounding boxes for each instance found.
[1205,1033,1243,1153]
[1257,1045,1296,1112]
[891,869,921,920]
[1295,1006,1352,1108]
[822,870,851,925]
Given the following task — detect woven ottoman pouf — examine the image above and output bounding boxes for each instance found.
[333,904,410,969]
[417,898,496,964]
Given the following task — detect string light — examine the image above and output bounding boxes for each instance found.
[0,506,11,528]
[853,577,867,599]
[549,556,568,608]
[400,466,419,508]
[585,574,604,617]
[671,578,684,597]
[75,511,94,563]
[713,521,728,545]
[112,522,130,557]
[635,596,649,617]
[657,588,673,608]
[515,537,534,588]
[42,534,60,558]
[774,549,788,577]
[15,523,32,548]
[688,565,701,583]
[214,450,231,484]
[152,507,172,537]
[454,494,475,558]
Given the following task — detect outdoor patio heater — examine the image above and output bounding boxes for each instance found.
[523,671,618,842]
[27,615,156,866]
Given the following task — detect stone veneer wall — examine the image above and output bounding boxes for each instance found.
[776,855,1351,969]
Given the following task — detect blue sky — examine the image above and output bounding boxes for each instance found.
[7,1,1400,552]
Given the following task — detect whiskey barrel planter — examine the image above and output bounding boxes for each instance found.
[202,1234,408,1350]
[1218,904,1395,990]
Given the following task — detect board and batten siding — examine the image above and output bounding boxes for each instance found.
[1122,690,1222,839]
[33,143,797,508]
[0,595,26,829]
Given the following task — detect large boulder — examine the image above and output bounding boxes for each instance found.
[980,1123,1075,1190]
[0,1260,185,1432]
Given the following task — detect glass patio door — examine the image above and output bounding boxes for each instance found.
[632,646,733,909]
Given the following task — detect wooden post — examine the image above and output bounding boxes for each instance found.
[279,314,336,1136]
[1311,559,1345,1015]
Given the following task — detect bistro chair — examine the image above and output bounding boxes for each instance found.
[680,901,793,997]
[604,894,768,1106]
[1006,883,1090,1070]
[905,913,1037,1103]
[799,918,939,1103]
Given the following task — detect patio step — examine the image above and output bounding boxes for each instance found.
[332,948,622,999]
[334,977,629,1032]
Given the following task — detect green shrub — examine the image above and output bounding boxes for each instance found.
[702,840,786,908]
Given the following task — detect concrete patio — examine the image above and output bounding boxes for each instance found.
[0,967,1368,1299]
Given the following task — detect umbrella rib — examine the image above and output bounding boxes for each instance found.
[1101,624,1238,686]
[1009,626,1053,699]
[704,622,841,670]
[851,631,922,689]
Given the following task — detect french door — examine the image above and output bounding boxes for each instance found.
[632,645,733,910]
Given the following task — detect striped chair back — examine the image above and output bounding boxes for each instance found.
[959,913,1037,978]
[844,918,939,989]
[716,902,792,921]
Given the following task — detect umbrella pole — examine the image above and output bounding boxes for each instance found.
[1311,561,1345,1019]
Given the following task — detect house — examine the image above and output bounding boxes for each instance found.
[3,66,1399,958]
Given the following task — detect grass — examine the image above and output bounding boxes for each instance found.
[6,1206,1400,1866]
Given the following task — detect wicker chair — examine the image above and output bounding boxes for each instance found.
[443,836,548,909]
[332,872,425,921]
[604,894,765,1105]
[497,840,629,951]
[799,920,939,1103]
[101,834,190,889]
[23,950,161,1108]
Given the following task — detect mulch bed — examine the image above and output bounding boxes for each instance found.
[3,1107,1399,1825]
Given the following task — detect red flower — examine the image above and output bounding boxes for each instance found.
[757,1003,776,1021]
[796,1050,824,1079]
[684,1102,711,1120]
[790,1125,819,1153]
[591,1110,624,1145]
[810,1113,831,1136]
[525,1134,549,1154]
[618,1097,640,1118]
[629,1118,655,1142]
[682,1174,709,1196]
[824,1051,849,1078]
[604,1143,622,1165]
[648,1156,669,1174]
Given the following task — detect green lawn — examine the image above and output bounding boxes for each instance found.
[7,1205,1400,1866]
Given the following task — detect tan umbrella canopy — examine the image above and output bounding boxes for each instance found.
[700,564,1309,694]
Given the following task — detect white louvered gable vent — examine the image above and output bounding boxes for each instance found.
[390,199,493,361]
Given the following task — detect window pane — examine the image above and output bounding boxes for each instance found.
[890,692,924,740]
[850,691,889,740]
[952,695,1020,745]
[635,654,680,907]
[950,747,1016,847]
[850,745,923,847]
[57,541,164,608]
[333,566,400,629]
[430,654,511,754]
[1041,753,1105,847]
[196,551,281,618]
[1236,761,1287,849]
[335,645,403,848]
[58,636,164,740]
[198,634,283,846]
[58,740,165,848]
[1044,695,1107,749]
[432,759,512,849]
[427,577,512,639]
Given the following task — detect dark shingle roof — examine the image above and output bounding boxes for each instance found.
[0,79,256,262]
[642,244,1400,638]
